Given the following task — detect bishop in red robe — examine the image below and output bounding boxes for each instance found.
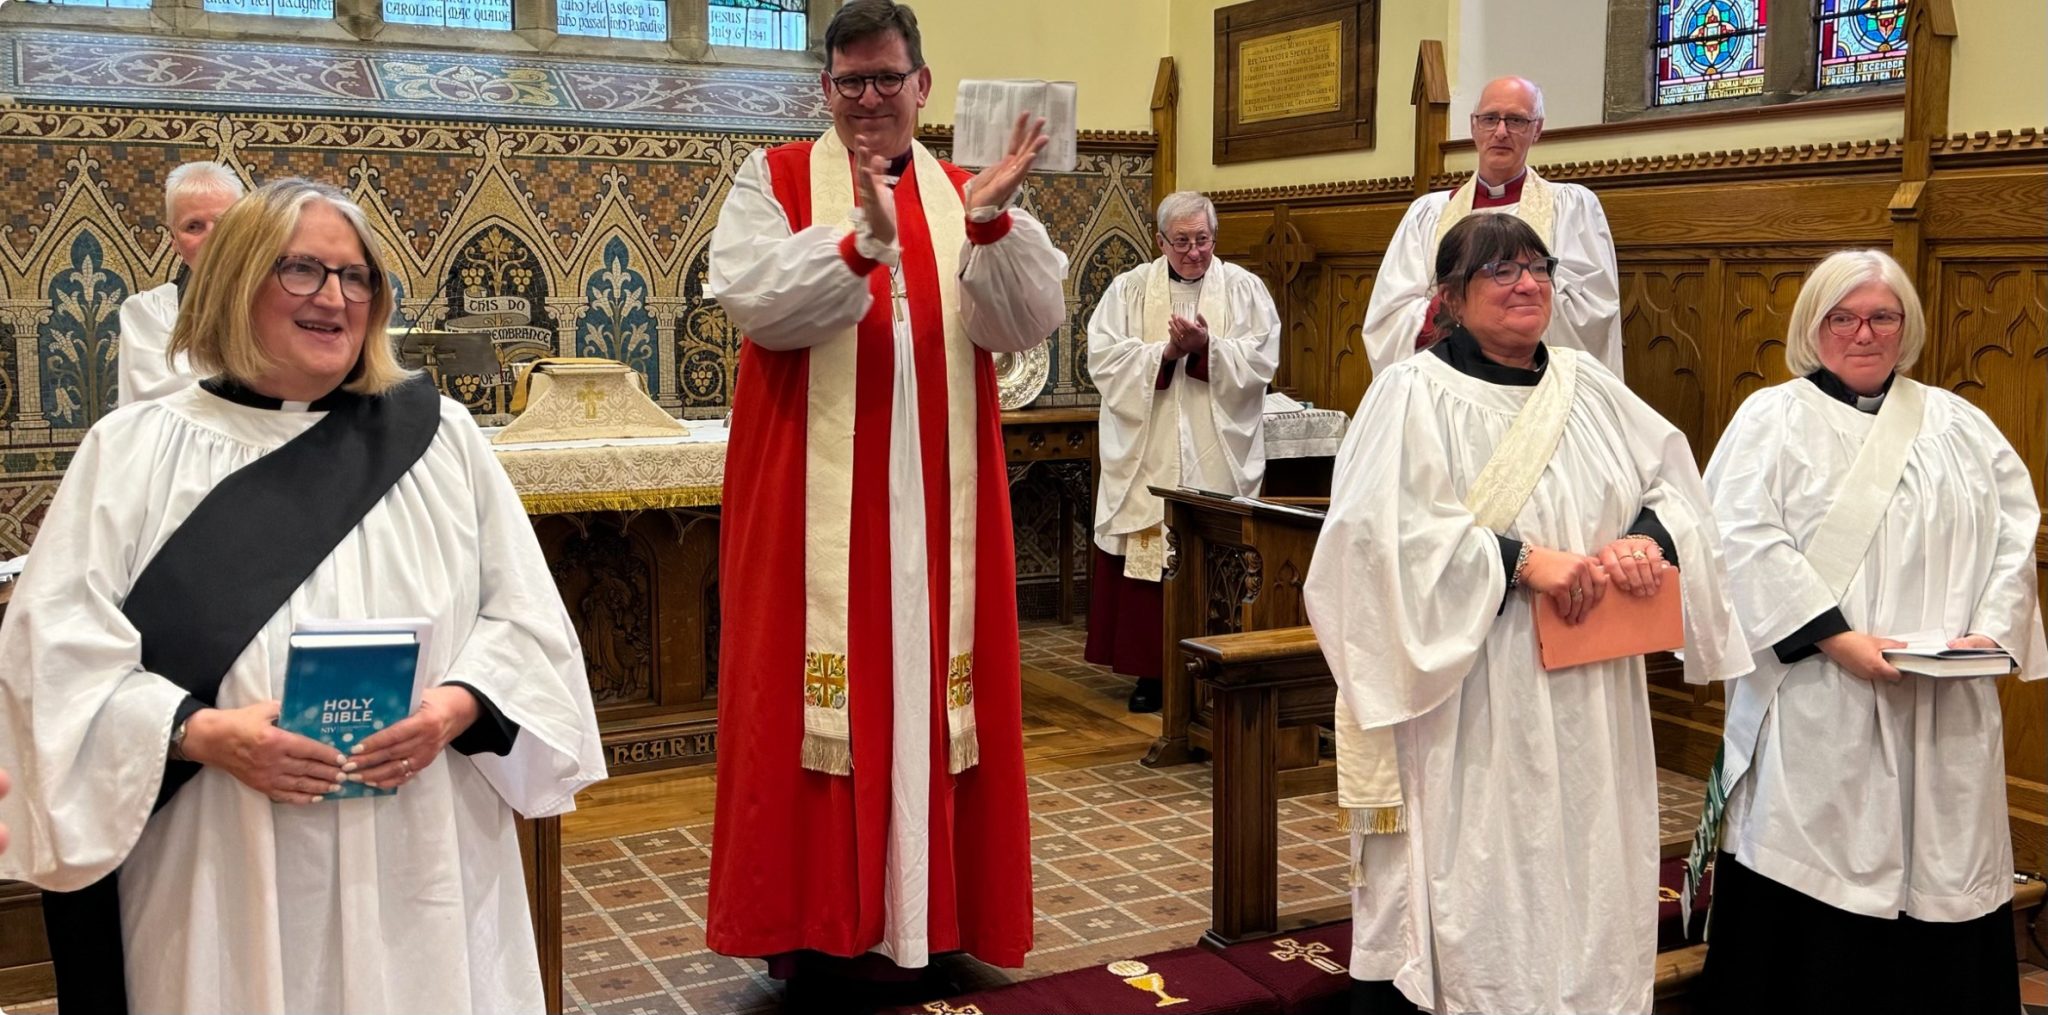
[703,0,1068,972]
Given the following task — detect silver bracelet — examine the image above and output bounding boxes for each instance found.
[1508,543,1533,589]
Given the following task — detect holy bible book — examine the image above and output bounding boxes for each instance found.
[279,620,431,798]
[1535,579,1683,671]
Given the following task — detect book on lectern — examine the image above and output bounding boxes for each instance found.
[1535,578,1683,671]
[278,618,432,799]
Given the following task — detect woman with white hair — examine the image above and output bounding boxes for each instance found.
[1086,189,1279,712]
[1697,249,2044,1013]
[118,160,245,405]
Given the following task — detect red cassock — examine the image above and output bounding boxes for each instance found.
[706,141,1034,966]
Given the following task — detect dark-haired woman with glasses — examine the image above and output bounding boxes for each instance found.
[0,177,606,1013]
[1696,249,2044,1014]
[1304,212,1749,1013]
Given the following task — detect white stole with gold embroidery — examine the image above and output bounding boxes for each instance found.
[802,129,981,776]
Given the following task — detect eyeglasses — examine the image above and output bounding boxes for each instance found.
[829,69,917,99]
[1163,234,1214,253]
[1475,257,1557,286]
[273,255,378,304]
[1824,309,1906,337]
[1472,113,1539,136]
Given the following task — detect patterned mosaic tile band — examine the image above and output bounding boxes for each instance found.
[0,98,1152,557]
[4,30,835,133]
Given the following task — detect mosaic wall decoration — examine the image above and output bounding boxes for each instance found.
[0,80,1151,558]
[1,30,833,132]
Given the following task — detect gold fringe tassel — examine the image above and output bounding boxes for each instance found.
[1341,805,1408,887]
[947,728,980,775]
[800,733,853,775]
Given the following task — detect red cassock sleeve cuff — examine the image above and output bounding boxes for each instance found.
[964,211,1015,246]
[838,232,883,276]
[1185,349,1210,382]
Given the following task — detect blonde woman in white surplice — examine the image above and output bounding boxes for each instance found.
[1305,214,1748,1015]
[1085,191,1279,711]
[1696,250,2045,1014]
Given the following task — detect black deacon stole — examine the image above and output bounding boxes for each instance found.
[41,375,441,1014]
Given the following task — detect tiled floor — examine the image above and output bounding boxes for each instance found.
[555,758,1352,1014]
[1018,617,1134,704]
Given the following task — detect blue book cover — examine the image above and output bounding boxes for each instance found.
[279,628,423,799]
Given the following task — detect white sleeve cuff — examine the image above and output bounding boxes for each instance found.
[853,209,902,267]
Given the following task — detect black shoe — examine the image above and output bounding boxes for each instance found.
[1127,678,1162,713]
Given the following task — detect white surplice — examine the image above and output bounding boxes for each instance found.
[1705,379,2047,922]
[0,386,607,1014]
[1360,186,1623,377]
[1087,258,1280,561]
[1303,348,1749,1014]
[706,148,1067,966]
[117,281,200,406]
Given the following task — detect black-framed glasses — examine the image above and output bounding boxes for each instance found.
[1824,309,1906,337]
[1476,257,1557,287]
[273,255,378,304]
[1471,113,1539,136]
[1163,234,1214,253]
[830,68,918,99]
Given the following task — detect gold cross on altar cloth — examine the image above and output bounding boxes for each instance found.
[1269,937,1345,975]
[920,1003,984,1014]
[574,380,605,420]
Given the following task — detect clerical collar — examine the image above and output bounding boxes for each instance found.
[201,376,356,412]
[1167,265,1204,284]
[173,263,191,306]
[1429,325,1547,386]
[880,150,912,179]
[1805,368,1893,414]
[1472,170,1527,209]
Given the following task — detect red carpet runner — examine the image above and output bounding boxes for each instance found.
[885,859,1711,1014]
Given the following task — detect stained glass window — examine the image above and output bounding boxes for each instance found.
[1654,0,1767,106]
[1816,0,1907,88]
[203,0,333,16]
[708,0,808,51]
[558,0,668,41]
[383,0,511,29]
[23,0,153,9]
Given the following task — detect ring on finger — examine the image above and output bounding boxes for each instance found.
[401,757,413,774]
[1570,585,1584,600]
[1631,550,1648,561]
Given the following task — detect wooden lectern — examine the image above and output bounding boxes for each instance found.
[1141,487,1332,795]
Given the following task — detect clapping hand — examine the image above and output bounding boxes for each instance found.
[345,684,480,790]
[1168,314,1210,361]
[1597,538,1668,597]
[967,112,1048,214]
[853,143,898,249]
[1519,546,1609,625]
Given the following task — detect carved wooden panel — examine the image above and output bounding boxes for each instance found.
[1322,257,1379,416]
[534,509,721,774]
[1618,263,1712,453]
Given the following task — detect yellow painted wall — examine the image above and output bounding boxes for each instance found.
[1949,0,2048,134]
[1171,0,2039,194]
[1172,0,1442,192]
[910,0,1171,132]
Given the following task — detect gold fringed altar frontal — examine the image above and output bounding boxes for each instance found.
[491,426,728,516]
[803,650,853,775]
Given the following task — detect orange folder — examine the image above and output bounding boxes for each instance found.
[1535,577,1683,670]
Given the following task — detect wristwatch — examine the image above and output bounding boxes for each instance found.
[168,716,191,763]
